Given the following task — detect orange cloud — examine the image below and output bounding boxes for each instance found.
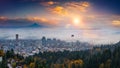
[40,1,58,6]
[0,16,60,28]
[81,2,90,7]
[48,6,68,16]
[112,20,120,27]
[0,16,8,21]
[64,1,90,12]
[0,16,59,27]
[47,1,90,16]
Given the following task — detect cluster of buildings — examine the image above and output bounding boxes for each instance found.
[0,34,93,57]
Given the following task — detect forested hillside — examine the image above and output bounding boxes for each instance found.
[0,42,120,68]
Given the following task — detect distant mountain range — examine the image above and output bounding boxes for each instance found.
[0,23,43,28]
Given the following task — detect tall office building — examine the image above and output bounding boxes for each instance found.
[41,36,46,46]
[16,34,19,41]
[15,34,19,46]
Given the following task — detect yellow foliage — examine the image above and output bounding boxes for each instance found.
[52,64,65,68]
[105,59,111,68]
[23,64,28,68]
[69,59,84,68]
[99,63,104,68]
[11,62,16,68]
[29,62,35,68]
[0,50,4,56]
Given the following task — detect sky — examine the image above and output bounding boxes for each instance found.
[0,0,120,44]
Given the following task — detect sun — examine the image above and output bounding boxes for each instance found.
[72,17,81,26]
[71,16,86,29]
[74,18,80,24]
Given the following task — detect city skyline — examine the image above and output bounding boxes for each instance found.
[0,0,120,44]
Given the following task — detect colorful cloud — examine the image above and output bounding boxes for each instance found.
[64,1,90,12]
[40,1,58,6]
[48,6,68,16]
[112,20,120,27]
[47,1,90,16]
[0,16,59,28]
